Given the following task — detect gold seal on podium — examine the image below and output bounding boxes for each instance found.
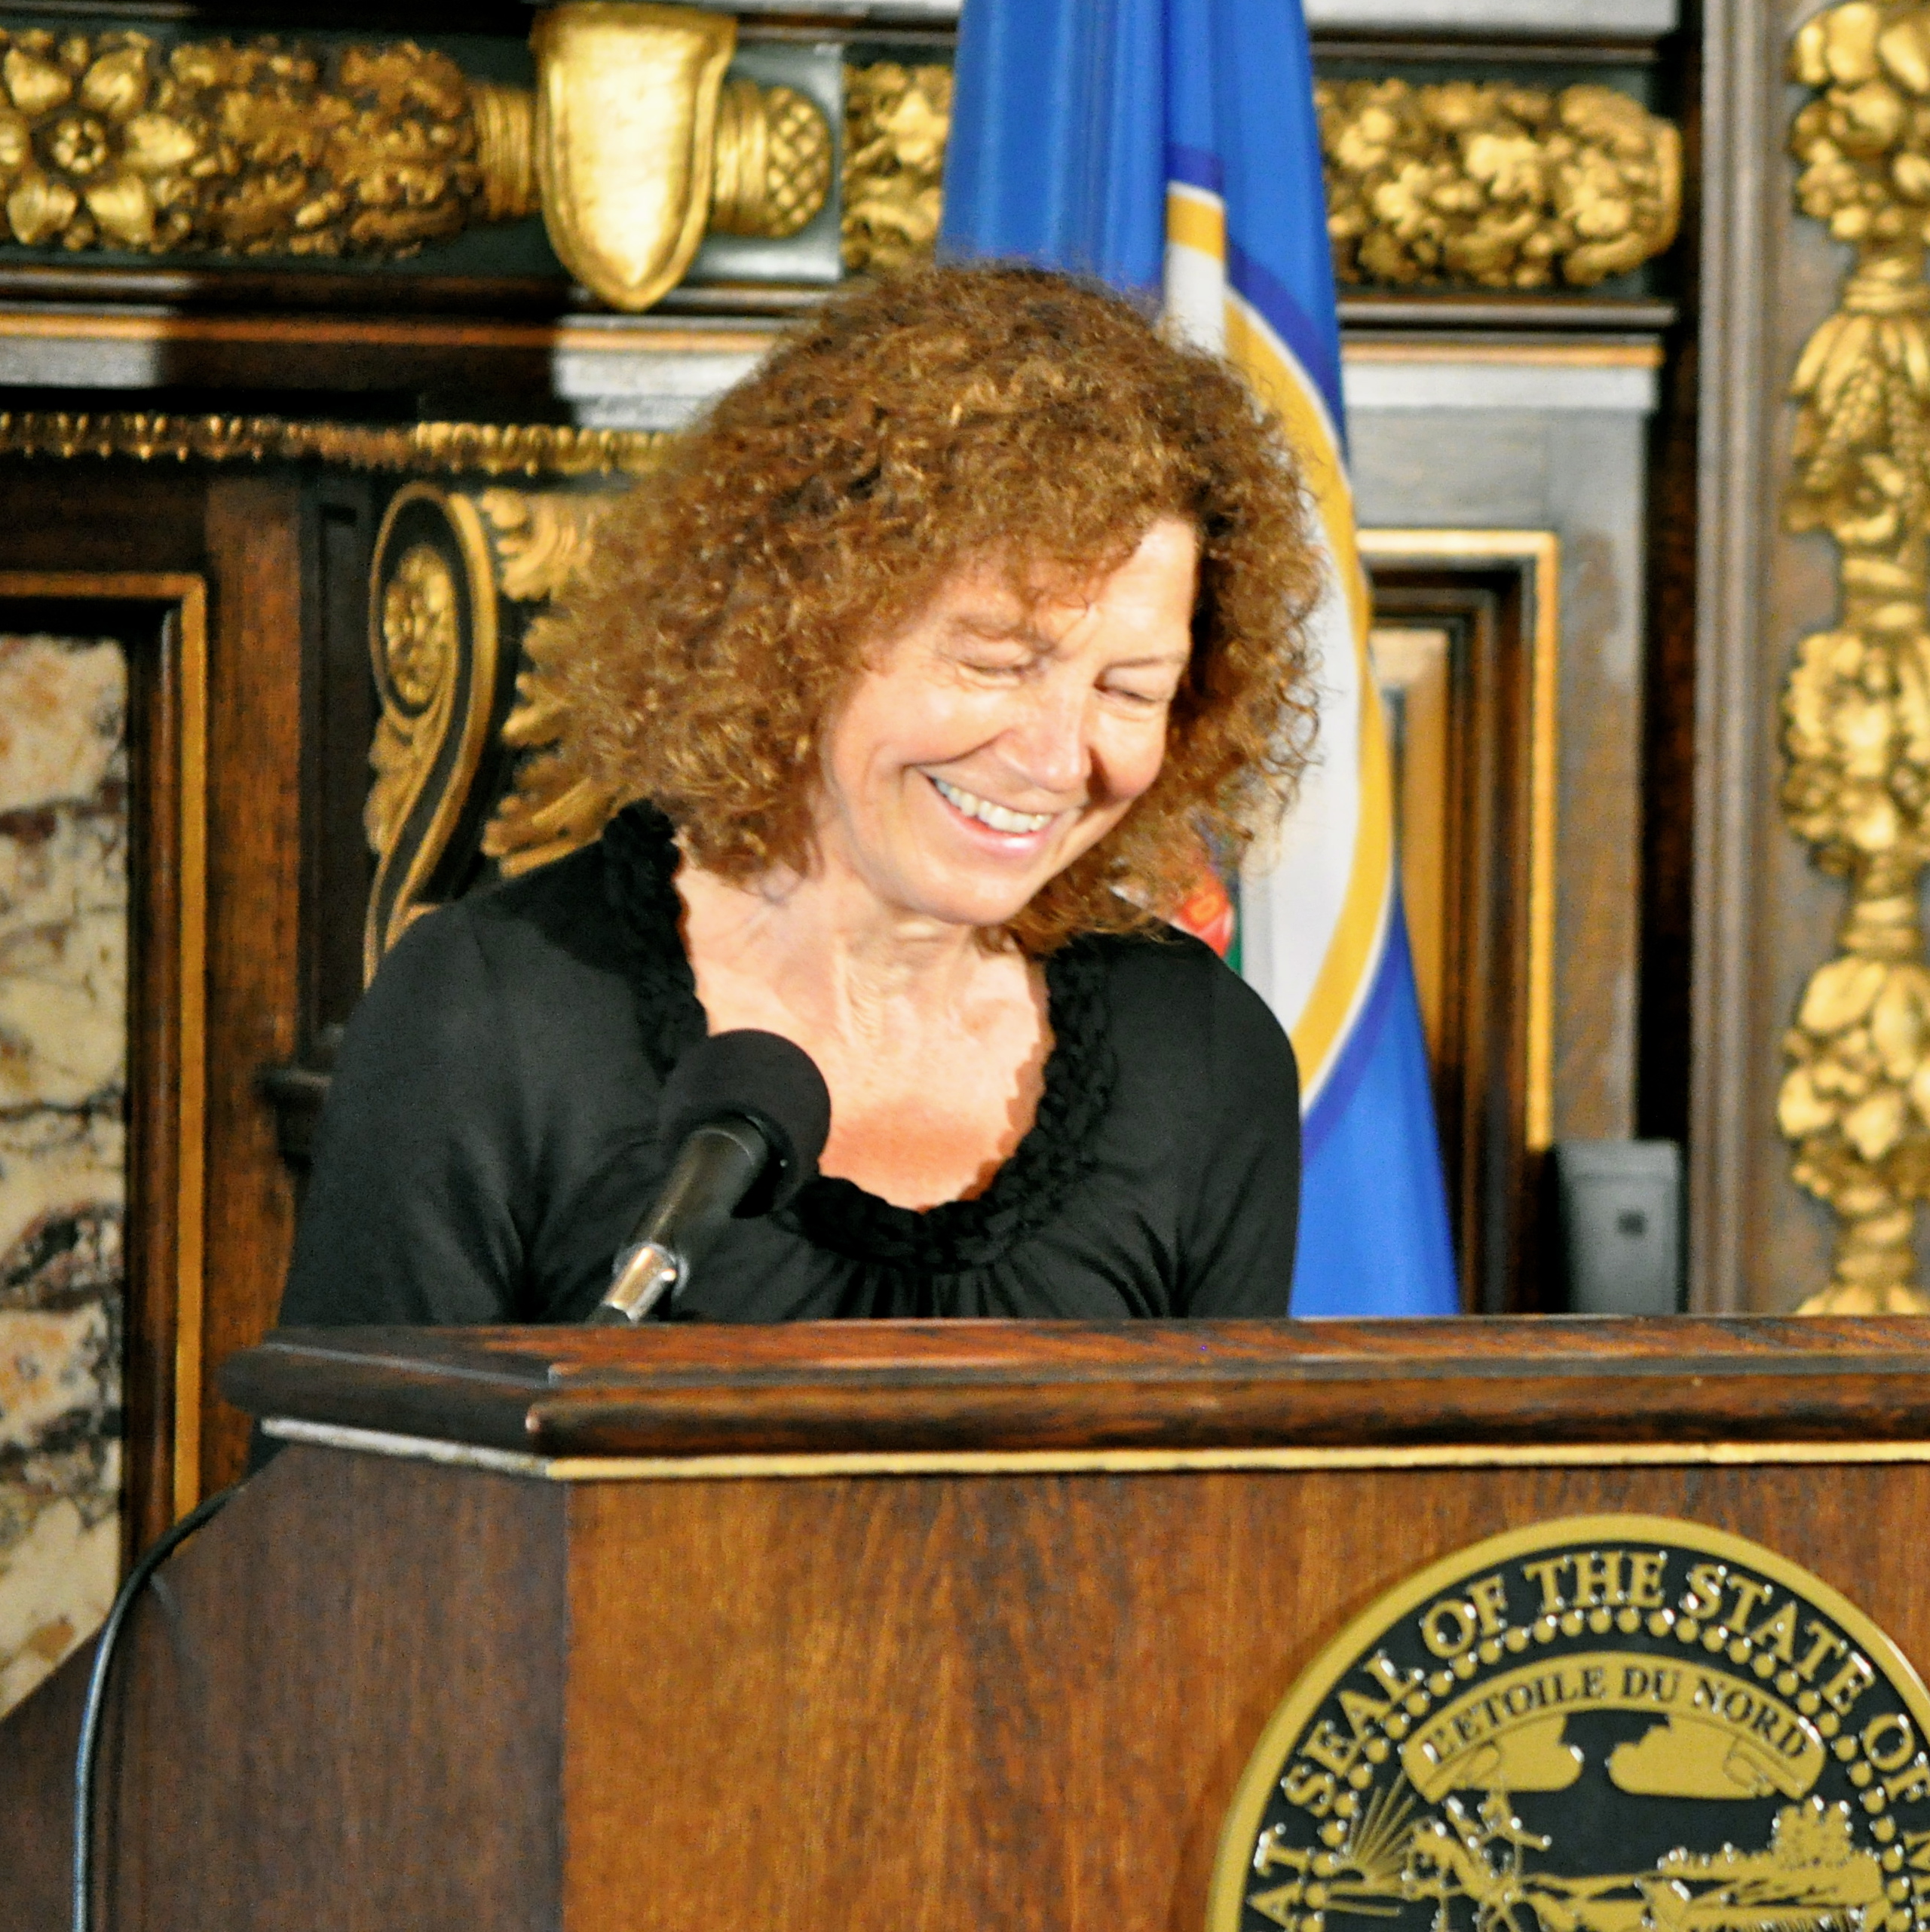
[1211,1516,1930,1932]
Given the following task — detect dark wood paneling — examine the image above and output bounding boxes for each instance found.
[122,596,191,1556]
[0,1446,568,1932]
[0,471,311,1514]
[0,466,205,576]
[302,479,379,1048]
[0,573,204,1552]
[0,1634,91,1927]
[17,1294,1930,1932]
[199,480,308,1494]
[11,1423,1927,1932]
[222,1316,1930,1456]
[1635,0,1702,1157]
[1688,0,1812,1311]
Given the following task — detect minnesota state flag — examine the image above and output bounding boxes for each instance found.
[942,0,1460,1316]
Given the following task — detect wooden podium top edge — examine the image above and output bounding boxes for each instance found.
[220,1317,1930,1460]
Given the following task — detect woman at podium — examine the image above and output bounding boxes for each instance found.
[281,264,1319,1326]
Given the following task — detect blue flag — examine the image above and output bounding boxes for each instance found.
[942,0,1460,1317]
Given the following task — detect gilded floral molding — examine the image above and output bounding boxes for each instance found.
[0,27,525,257]
[1778,2,1930,1314]
[0,28,1676,302]
[1316,78,1681,290]
[0,409,664,477]
[0,14,829,304]
[835,66,1673,292]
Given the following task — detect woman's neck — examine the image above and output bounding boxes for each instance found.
[674,849,1050,1210]
[676,854,1009,1043]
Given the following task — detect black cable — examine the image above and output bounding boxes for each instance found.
[72,1483,239,1932]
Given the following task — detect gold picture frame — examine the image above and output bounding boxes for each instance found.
[1359,529,1560,1311]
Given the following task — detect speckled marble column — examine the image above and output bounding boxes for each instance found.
[0,635,127,1720]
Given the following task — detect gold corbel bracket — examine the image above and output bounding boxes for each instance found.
[532,3,734,313]
[529,6,834,309]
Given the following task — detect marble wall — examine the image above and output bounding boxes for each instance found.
[0,634,127,1720]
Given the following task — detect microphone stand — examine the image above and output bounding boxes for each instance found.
[591,1118,764,1323]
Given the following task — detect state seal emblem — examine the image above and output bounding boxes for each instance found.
[1209,1516,1930,1932]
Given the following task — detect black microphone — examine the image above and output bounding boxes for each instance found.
[591,1029,832,1324]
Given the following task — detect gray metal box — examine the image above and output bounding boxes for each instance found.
[1553,1139,1683,1316]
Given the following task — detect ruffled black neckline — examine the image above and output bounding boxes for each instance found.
[599,802,1117,1274]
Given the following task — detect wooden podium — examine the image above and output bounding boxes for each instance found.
[8,1316,1930,1930]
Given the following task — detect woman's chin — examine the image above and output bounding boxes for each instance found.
[887,866,1050,933]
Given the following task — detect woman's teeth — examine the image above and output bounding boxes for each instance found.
[930,775,1053,834]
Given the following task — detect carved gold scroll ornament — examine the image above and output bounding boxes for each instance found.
[1779,1,1930,1312]
[361,483,635,971]
[363,485,504,973]
[0,9,832,310]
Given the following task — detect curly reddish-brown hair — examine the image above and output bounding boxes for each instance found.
[553,261,1322,953]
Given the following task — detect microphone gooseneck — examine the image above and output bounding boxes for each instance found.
[591,1029,832,1326]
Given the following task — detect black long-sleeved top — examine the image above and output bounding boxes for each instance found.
[279,804,1300,1327]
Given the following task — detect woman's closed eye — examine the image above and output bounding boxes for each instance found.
[1106,685,1173,709]
[953,649,1037,682]
[1101,673,1182,709]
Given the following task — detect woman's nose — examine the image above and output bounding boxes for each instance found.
[1003,679,1092,796]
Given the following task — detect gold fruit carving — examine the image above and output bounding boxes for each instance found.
[1316,78,1680,290]
[843,62,951,274]
[1781,1,1930,1313]
[712,76,833,241]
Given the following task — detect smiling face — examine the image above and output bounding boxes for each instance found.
[810,517,1199,932]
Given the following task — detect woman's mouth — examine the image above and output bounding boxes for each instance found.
[928,774,1055,836]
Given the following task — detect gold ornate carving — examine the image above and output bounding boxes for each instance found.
[471,486,611,600]
[832,66,1674,290]
[471,80,538,222]
[363,486,501,977]
[366,541,459,855]
[0,15,826,295]
[469,488,630,878]
[0,409,664,477]
[1780,2,1930,1314]
[711,75,833,241]
[842,61,951,274]
[1316,79,1681,290]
